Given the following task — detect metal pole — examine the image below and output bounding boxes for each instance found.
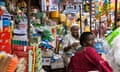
[114,0,118,29]
[90,0,92,32]
[27,0,31,45]
[80,4,82,33]
[56,2,60,54]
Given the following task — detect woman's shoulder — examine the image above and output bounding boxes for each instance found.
[83,47,97,54]
[84,47,95,51]
[74,47,96,56]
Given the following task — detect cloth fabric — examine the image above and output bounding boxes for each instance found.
[106,35,120,72]
[62,33,80,56]
[63,53,71,66]
[70,23,79,28]
[62,33,80,65]
[67,47,112,72]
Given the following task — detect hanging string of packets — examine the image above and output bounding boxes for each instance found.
[28,50,33,72]
[36,48,42,72]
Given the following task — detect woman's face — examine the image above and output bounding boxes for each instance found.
[84,34,95,47]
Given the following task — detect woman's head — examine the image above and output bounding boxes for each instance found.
[80,32,95,47]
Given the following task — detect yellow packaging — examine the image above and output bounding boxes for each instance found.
[50,11,59,18]
[60,14,66,22]
[84,25,90,32]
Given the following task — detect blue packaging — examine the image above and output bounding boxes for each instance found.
[0,1,5,6]
[3,18,10,26]
[94,42,105,53]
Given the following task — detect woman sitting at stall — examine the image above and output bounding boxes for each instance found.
[67,32,112,72]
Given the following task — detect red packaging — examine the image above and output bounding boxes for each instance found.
[3,39,11,44]
[3,26,11,32]
[12,44,33,52]
[0,39,11,47]
[24,64,28,72]
[24,68,28,72]
[0,32,11,39]
[0,39,3,45]
[0,43,11,53]
[13,51,28,57]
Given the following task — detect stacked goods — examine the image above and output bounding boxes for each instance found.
[12,40,28,46]
[0,32,11,53]
[0,1,12,53]
[12,44,34,72]
[91,1,96,18]
[12,9,28,44]
[15,58,27,72]
[0,52,18,72]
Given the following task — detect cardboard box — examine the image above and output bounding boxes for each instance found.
[51,59,64,69]
[42,57,51,66]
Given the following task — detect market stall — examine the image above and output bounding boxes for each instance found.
[0,0,120,72]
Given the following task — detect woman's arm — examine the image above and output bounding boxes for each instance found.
[85,47,112,72]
